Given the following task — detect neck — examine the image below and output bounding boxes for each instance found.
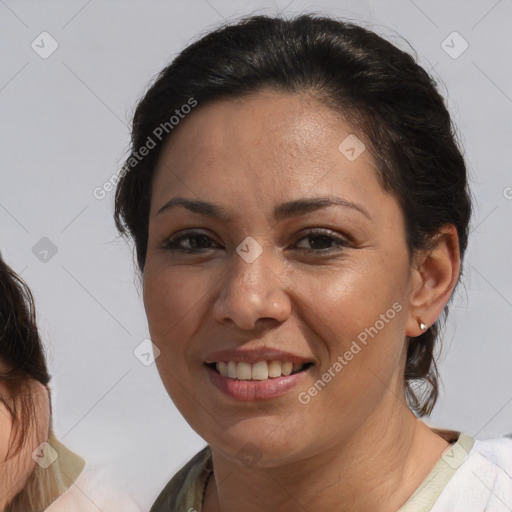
[203,402,450,512]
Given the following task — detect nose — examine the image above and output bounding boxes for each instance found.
[212,247,292,330]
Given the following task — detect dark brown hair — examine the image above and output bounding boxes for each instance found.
[0,254,52,457]
[113,14,472,416]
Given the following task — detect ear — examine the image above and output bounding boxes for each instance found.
[405,224,461,337]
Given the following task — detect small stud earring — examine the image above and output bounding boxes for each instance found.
[419,321,427,331]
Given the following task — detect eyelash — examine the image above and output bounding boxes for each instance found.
[161,229,351,254]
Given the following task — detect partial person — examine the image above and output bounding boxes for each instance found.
[0,252,142,511]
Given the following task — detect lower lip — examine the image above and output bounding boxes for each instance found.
[205,364,311,401]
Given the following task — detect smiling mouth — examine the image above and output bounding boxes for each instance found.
[206,361,314,381]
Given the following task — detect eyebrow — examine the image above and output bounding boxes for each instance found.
[156,195,371,221]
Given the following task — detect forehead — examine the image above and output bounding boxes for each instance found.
[150,90,385,218]
[155,90,356,166]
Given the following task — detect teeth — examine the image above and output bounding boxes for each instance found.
[282,362,293,376]
[214,360,307,380]
[227,361,237,378]
[252,361,268,380]
[268,360,282,378]
[237,362,252,380]
[218,362,228,376]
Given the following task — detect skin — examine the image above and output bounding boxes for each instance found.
[0,360,50,509]
[143,90,461,512]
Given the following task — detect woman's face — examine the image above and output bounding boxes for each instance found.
[0,360,50,507]
[143,90,420,465]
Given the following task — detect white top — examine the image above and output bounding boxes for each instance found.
[45,466,142,512]
[398,432,512,511]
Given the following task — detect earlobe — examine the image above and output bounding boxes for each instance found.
[405,225,461,338]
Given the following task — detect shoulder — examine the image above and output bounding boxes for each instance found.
[45,466,143,512]
[472,433,512,474]
[432,433,512,511]
[150,445,212,512]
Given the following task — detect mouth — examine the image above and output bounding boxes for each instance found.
[205,360,315,381]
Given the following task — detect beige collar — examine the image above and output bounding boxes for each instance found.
[46,432,86,499]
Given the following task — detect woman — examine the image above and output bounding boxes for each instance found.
[114,14,512,512]
[0,252,142,511]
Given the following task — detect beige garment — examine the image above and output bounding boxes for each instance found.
[396,429,475,511]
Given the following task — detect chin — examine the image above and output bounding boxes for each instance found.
[209,425,310,468]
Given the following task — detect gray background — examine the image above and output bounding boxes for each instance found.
[1,0,511,508]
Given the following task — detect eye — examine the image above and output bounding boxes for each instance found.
[161,231,221,253]
[294,229,351,252]
[161,228,351,254]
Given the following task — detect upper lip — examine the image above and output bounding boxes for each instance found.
[204,347,313,365]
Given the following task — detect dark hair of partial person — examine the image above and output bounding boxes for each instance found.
[0,252,52,456]
[113,13,472,417]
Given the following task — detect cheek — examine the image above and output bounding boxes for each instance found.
[296,258,409,392]
[293,284,408,441]
[0,401,12,462]
[0,382,50,505]
[300,254,408,337]
[0,381,14,462]
[144,267,214,423]
[143,264,217,377]
[143,264,206,339]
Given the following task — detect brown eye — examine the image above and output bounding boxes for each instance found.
[294,229,350,252]
[163,231,221,253]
